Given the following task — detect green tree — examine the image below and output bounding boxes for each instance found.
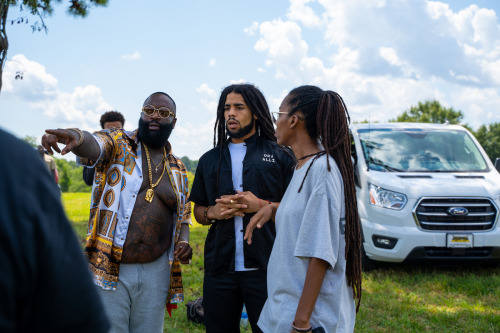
[354,119,379,124]
[0,0,108,92]
[187,171,194,192]
[55,158,92,193]
[472,122,500,163]
[181,156,198,173]
[390,100,464,124]
[56,159,71,192]
[68,162,91,192]
[181,156,191,171]
[22,134,38,147]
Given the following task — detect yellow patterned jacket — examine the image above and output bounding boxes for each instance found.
[78,128,191,308]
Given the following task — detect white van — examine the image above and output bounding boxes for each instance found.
[350,123,500,270]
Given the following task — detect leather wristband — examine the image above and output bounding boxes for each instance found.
[204,206,216,224]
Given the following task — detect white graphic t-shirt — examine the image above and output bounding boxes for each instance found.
[228,142,257,271]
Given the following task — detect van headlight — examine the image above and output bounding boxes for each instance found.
[369,184,407,210]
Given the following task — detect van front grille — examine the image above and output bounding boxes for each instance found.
[414,198,497,231]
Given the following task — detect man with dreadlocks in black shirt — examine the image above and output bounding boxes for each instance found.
[190,83,295,333]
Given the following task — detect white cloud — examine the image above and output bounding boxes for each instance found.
[480,58,500,84]
[196,83,216,97]
[255,19,308,60]
[420,2,500,83]
[379,47,400,66]
[31,85,113,130]
[196,83,217,113]
[172,119,215,159]
[247,0,500,128]
[244,21,260,36]
[3,54,112,130]
[121,51,142,61]
[287,0,324,28]
[199,99,218,113]
[268,89,290,113]
[230,79,247,84]
[331,47,360,71]
[209,58,216,67]
[3,54,58,101]
[379,47,418,78]
[253,19,309,81]
[449,70,480,83]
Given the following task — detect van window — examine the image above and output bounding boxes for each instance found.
[358,128,488,172]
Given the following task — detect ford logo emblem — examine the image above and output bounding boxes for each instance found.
[447,207,469,216]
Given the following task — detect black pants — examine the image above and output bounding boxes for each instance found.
[203,270,267,333]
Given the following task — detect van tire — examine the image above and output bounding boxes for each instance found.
[361,246,378,272]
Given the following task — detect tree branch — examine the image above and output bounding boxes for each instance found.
[0,3,9,93]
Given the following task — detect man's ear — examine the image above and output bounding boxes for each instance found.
[172,118,177,129]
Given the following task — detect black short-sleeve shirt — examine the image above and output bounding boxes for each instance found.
[190,133,295,274]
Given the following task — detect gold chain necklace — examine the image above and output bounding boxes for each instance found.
[143,144,166,203]
[151,154,165,173]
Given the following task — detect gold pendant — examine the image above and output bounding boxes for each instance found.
[145,188,154,203]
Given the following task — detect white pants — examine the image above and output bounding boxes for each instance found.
[98,251,170,333]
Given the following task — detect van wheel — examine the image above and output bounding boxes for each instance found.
[361,246,378,272]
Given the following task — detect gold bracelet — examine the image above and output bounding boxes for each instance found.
[178,240,189,245]
[67,128,84,147]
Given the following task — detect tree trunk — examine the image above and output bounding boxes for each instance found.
[0,3,9,93]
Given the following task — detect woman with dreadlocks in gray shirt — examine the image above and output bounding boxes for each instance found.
[244,85,362,333]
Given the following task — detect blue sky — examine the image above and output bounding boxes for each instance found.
[1,0,500,160]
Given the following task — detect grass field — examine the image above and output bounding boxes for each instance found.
[63,193,500,333]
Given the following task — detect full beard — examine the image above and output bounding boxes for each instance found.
[226,117,255,139]
[137,117,174,149]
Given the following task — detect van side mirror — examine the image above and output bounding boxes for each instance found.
[495,158,500,172]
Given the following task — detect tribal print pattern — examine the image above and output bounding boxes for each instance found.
[79,128,191,307]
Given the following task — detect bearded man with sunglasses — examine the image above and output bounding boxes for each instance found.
[41,92,192,333]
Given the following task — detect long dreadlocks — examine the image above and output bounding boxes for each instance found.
[213,83,286,197]
[287,85,363,311]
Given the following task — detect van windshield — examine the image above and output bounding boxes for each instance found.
[357,128,488,172]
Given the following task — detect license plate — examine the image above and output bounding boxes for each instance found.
[447,234,473,248]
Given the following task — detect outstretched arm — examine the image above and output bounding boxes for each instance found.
[42,128,100,161]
